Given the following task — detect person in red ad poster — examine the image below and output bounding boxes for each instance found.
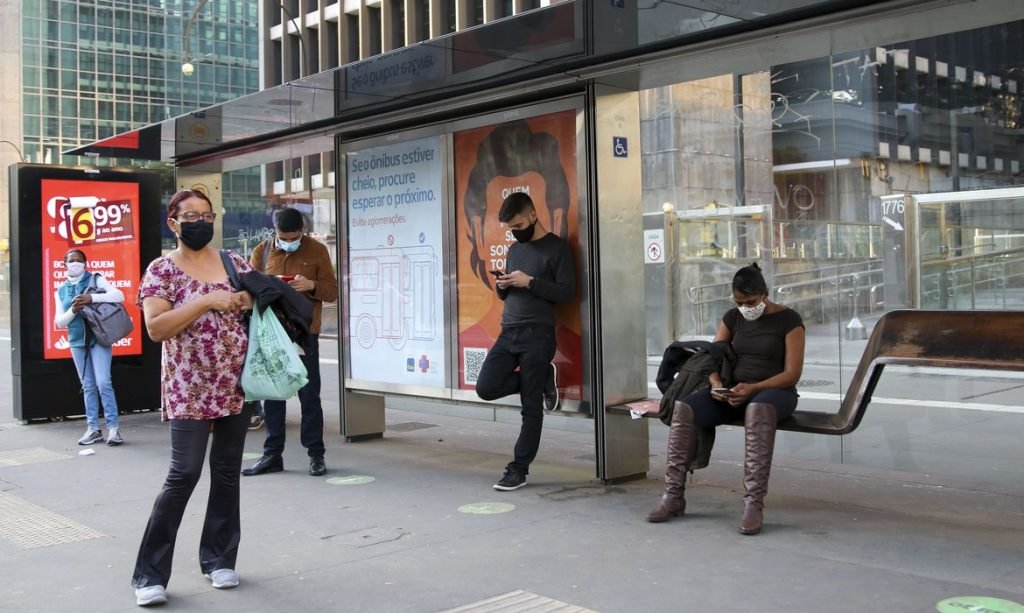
[131,189,254,607]
[54,248,125,446]
[475,193,576,492]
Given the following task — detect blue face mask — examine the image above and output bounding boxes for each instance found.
[276,237,301,253]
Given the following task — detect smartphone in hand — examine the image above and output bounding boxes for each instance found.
[711,387,732,394]
[489,270,502,277]
[280,275,296,282]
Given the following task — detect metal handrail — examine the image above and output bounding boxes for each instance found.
[921,248,1024,309]
[683,261,884,333]
[921,245,1024,267]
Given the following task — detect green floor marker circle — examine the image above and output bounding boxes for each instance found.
[458,502,515,515]
[242,452,263,460]
[326,475,375,485]
[937,596,1024,613]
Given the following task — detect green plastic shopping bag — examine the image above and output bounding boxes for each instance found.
[241,306,308,401]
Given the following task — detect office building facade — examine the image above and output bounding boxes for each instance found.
[18,0,259,167]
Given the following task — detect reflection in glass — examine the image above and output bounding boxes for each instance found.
[638,17,1024,482]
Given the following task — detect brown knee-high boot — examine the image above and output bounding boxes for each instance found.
[646,401,697,523]
[740,402,778,535]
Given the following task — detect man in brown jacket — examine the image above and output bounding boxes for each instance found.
[242,207,339,477]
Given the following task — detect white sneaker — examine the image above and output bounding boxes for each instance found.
[135,585,167,606]
[106,427,124,446]
[204,568,239,589]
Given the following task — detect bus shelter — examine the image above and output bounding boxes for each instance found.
[68,0,1024,484]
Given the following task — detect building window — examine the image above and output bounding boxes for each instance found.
[442,0,456,34]
[416,0,430,41]
[346,14,359,61]
[390,0,405,49]
[367,6,382,56]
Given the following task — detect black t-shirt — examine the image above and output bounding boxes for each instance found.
[723,307,804,388]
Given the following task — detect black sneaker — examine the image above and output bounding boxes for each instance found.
[542,363,560,411]
[493,468,527,491]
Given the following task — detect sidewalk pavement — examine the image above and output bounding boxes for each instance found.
[1,400,1023,612]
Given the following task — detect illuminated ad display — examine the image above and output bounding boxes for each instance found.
[454,110,583,401]
[346,136,446,387]
[40,179,143,359]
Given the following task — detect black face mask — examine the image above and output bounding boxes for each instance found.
[177,220,214,250]
[511,222,536,243]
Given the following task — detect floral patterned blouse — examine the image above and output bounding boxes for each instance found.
[138,252,250,421]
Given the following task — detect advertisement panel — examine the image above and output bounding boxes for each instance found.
[347,136,446,387]
[454,110,582,401]
[40,179,143,359]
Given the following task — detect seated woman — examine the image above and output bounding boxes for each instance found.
[646,263,805,535]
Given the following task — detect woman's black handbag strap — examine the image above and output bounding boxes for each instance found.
[219,250,241,290]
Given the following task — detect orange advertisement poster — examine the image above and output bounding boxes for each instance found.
[454,110,582,400]
[40,179,143,359]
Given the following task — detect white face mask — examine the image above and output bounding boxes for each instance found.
[738,301,767,321]
[66,262,86,278]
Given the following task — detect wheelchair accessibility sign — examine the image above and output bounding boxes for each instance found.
[613,137,628,158]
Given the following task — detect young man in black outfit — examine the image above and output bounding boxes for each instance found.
[475,192,576,491]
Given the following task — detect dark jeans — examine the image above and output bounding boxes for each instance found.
[262,334,325,459]
[475,325,557,475]
[132,406,250,588]
[682,388,799,429]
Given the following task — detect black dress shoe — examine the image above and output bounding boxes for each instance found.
[242,454,283,476]
[309,456,326,476]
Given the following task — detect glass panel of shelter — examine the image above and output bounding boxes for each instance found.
[636,15,1024,479]
[916,193,1024,311]
[217,151,339,340]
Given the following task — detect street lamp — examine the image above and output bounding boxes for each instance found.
[182,1,307,79]
[0,140,27,163]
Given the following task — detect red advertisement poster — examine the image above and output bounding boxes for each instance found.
[40,179,143,359]
[454,110,583,401]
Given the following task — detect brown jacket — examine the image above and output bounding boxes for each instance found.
[251,236,338,334]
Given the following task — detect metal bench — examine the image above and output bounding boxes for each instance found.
[609,309,1024,435]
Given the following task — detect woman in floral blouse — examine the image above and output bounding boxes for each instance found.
[131,189,253,607]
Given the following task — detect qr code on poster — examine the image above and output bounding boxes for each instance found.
[463,348,488,386]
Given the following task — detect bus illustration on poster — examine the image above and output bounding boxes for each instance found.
[350,245,438,351]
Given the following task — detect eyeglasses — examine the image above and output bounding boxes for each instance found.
[175,211,217,223]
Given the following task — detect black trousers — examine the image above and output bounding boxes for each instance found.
[262,334,325,459]
[131,407,249,588]
[475,325,557,475]
[682,388,799,428]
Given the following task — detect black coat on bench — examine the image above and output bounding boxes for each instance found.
[656,340,737,470]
